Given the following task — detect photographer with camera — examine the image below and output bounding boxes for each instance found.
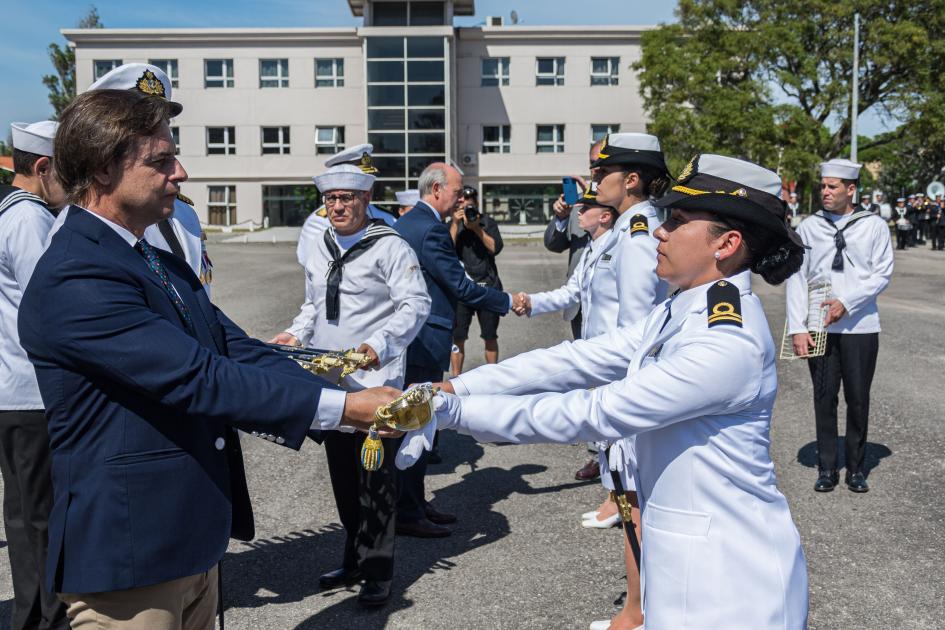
[449,186,505,375]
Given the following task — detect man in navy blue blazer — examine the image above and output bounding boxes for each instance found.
[18,89,393,629]
[393,163,511,537]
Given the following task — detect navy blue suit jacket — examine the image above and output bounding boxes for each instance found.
[394,201,509,370]
[18,208,338,594]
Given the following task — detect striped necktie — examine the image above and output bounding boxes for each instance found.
[135,239,195,333]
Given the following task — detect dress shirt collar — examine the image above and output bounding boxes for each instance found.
[415,199,442,222]
[79,207,140,247]
[615,199,657,231]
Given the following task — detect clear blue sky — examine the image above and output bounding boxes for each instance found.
[2,0,887,145]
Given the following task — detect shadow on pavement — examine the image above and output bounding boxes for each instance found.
[796,438,893,476]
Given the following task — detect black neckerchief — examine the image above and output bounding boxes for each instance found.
[816,209,874,271]
[322,219,400,320]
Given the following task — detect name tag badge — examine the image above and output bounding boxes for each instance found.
[598,254,613,267]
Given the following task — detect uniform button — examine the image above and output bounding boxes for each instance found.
[276,437,285,445]
[214,437,225,450]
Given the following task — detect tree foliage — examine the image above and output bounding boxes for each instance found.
[634,0,945,205]
[43,5,103,119]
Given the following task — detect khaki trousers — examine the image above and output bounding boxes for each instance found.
[59,565,218,630]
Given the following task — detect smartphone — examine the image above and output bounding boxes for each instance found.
[562,177,580,206]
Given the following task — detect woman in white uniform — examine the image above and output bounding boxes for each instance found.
[400,154,810,629]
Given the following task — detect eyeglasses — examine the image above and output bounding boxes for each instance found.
[324,193,360,206]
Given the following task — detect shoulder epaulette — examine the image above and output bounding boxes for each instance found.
[629,214,649,237]
[316,206,328,218]
[706,280,742,328]
[176,192,194,206]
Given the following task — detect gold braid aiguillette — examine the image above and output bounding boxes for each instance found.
[360,384,439,472]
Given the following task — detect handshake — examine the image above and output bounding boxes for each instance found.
[511,292,532,317]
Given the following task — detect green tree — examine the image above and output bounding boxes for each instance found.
[635,0,945,209]
[43,5,104,119]
[0,140,12,186]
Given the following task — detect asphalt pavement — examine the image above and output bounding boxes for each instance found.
[1,238,943,629]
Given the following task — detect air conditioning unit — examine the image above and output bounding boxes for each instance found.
[486,15,504,27]
[461,153,478,166]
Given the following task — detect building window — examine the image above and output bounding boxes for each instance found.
[315,127,345,154]
[536,58,565,86]
[93,60,121,81]
[263,185,313,227]
[591,124,620,143]
[260,59,289,88]
[481,57,510,87]
[206,127,236,155]
[315,58,344,87]
[149,59,179,88]
[409,2,445,25]
[208,186,237,226]
[371,2,444,26]
[536,124,565,153]
[482,125,511,153]
[170,126,180,155]
[591,57,620,86]
[204,59,234,88]
[261,126,290,154]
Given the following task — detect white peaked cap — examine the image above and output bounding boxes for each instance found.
[820,158,862,180]
[88,63,182,116]
[325,143,374,168]
[696,154,782,196]
[395,189,420,206]
[11,121,58,156]
[606,132,661,152]
[313,164,376,193]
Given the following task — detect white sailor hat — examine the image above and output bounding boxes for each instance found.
[395,189,420,207]
[819,158,862,180]
[656,153,803,247]
[313,164,376,193]
[916,192,925,197]
[907,193,916,198]
[88,63,182,116]
[325,143,378,174]
[10,120,58,156]
[591,132,668,174]
[789,191,798,198]
[896,197,905,202]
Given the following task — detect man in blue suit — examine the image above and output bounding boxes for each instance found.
[393,163,511,537]
[18,88,391,629]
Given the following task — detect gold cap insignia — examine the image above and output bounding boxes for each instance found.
[358,153,379,174]
[136,70,166,98]
[597,135,610,160]
[677,156,697,183]
[732,188,748,198]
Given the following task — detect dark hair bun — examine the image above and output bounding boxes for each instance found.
[751,243,804,285]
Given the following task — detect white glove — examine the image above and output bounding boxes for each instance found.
[607,439,626,474]
[394,392,461,470]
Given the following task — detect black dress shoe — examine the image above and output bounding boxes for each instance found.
[318,567,362,590]
[358,580,392,607]
[814,470,839,492]
[575,458,601,481]
[395,517,451,538]
[424,504,457,525]
[845,471,869,493]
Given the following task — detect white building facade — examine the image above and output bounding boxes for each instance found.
[65,0,651,226]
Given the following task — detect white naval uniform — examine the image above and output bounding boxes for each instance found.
[596,200,670,490]
[449,271,808,629]
[47,200,212,295]
[287,224,430,391]
[785,210,894,335]
[0,193,55,409]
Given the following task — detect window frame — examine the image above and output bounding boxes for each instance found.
[535,57,565,86]
[93,59,122,81]
[260,126,291,155]
[482,125,511,154]
[591,124,620,143]
[481,57,510,87]
[204,59,234,88]
[590,57,620,86]
[536,124,565,153]
[315,126,346,154]
[207,185,237,226]
[315,58,345,88]
[259,58,290,88]
[170,126,181,155]
[206,126,237,155]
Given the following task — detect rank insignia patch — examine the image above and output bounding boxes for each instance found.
[707,280,742,328]
[677,155,697,183]
[629,213,649,236]
[136,70,166,98]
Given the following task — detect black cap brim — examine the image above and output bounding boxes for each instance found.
[655,190,804,249]
[168,101,183,117]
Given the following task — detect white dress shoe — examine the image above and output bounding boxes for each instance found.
[588,621,611,630]
[581,510,599,520]
[582,512,620,528]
